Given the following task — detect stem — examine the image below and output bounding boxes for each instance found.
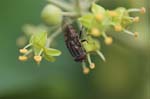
[102,32,108,38]
[24,49,32,56]
[76,0,82,16]
[38,49,44,56]
[96,50,106,62]
[127,8,140,13]
[87,54,92,65]
[123,29,134,36]
[24,43,32,49]
[46,28,62,47]
[62,12,78,17]
[47,0,73,11]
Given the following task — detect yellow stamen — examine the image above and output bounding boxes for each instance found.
[91,28,101,37]
[34,55,42,64]
[18,56,28,61]
[114,25,123,32]
[82,62,90,75]
[105,37,113,45]
[140,7,146,14]
[87,54,95,69]
[95,13,104,21]
[134,32,138,38]
[108,11,118,17]
[90,63,95,69]
[83,67,90,75]
[19,49,28,54]
[133,17,139,22]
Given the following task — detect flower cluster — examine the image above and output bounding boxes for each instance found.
[18,32,61,64]
[17,0,146,74]
[78,3,146,74]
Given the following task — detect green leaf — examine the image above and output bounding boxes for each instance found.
[91,3,105,14]
[44,48,61,56]
[30,32,47,47]
[78,14,94,28]
[43,53,56,62]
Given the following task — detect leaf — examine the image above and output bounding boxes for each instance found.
[43,53,56,62]
[44,48,61,56]
[91,3,105,14]
[30,32,47,47]
[78,14,94,28]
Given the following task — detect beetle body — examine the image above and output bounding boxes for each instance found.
[63,24,86,62]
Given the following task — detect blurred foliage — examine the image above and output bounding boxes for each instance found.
[0,0,149,99]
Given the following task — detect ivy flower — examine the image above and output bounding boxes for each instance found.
[18,32,61,64]
[81,36,105,73]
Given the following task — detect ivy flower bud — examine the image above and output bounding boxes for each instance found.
[19,49,28,54]
[34,55,42,64]
[91,28,101,37]
[18,56,28,62]
[105,37,113,45]
[95,13,104,21]
[108,11,118,17]
[114,25,123,32]
[41,4,63,25]
[133,17,140,22]
[140,7,146,14]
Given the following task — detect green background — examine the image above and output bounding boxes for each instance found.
[0,0,149,99]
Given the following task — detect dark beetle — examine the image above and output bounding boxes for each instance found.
[63,24,86,62]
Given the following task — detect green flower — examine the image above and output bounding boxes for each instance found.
[18,32,61,64]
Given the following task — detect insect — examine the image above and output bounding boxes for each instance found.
[63,24,87,62]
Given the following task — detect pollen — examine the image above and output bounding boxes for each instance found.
[140,7,146,14]
[114,25,123,32]
[19,48,28,54]
[108,11,118,17]
[18,56,28,61]
[133,17,140,22]
[90,63,95,69]
[83,67,90,75]
[34,55,42,64]
[95,13,104,21]
[105,37,113,45]
[91,28,101,37]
